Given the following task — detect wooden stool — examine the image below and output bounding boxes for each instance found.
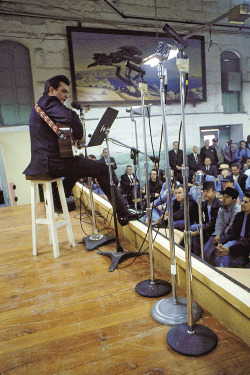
[26,175,76,258]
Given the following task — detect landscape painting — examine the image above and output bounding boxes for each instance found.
[67,27,206,106]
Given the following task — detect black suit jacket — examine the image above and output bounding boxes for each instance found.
[223,211,250,266]
[201,165,218,177]
[236,171,248,193]
[99,156,117,170]
[202,197,222,238]
[24,95,82,175]
[172,196,198,225]
[200,146,218,165]
[188,153,202,172]
[120,173,138,195]
[169,149,183,172]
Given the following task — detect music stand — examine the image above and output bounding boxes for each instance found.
[87,108,144,271]
[83,108,119,250]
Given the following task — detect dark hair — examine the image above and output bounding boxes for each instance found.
[176,184,184,190]
[231,163,240,169]
[89,154,96,160]
[43,75,70,95]
[244,191,250,199]
[103,148,108,152]
[126,165,132,169]
[240,140,246,144]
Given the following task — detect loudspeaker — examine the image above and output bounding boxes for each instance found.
[66,196,76,211]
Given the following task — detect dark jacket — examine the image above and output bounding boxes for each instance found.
[200,164,218,177]
[99,156,117,170]
[200,146,218,165]
[23,95,82,175]
[188,153,202,173]
[202,197,222,238]
[235,171,248,193]
[223,211,250,266]
[169,149,183,172]
[172,196,199,224]
[120,173,138,195]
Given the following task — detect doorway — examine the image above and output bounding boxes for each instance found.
[200,124,243,149]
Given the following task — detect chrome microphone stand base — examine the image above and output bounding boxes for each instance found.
[83,233,116,251]
[151,296,202,325]
[167,323,218,356]
[135,279,172,298]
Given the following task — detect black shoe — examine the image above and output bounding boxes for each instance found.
[117,209,145,227]
[53,200,63,214]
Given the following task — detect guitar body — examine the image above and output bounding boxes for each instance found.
[57,123,85,158]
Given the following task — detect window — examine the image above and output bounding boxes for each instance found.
[0,41,34,126]
[221,50,242,114]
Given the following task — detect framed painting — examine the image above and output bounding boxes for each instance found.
[66,26,206,106]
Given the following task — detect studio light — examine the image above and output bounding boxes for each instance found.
[142,42,178,67]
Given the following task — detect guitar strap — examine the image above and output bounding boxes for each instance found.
[34,104,67,140]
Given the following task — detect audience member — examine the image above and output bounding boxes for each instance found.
[169,141,183,180]
[99,148,119,186]
[200,139,218,166]
[203,187,241,265]
[231,163,248,192]
[92,178,107,200]
[243,158,250,176]
[214,191,250,267]
[153,184,198,230]
[223,140,238,166]
[201,157,218,177]
[212,138,224,166]
[120,165,139,206]
[143,169,162,203]
[188,146,202,173]
[189,170,217,202]
[246,135,250,150]
[154,159,166,183]
[216,174,243,202]
[234,140,250,169]
[190,181,222,256]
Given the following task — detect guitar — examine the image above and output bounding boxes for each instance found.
[57,123,85,158]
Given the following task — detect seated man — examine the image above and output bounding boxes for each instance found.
[216,174,243,202]
[153,184,198,230]
[243,157,250,176]
[201,157,218,177]
[190,181,222,256]
[214,192,250,267]
[142,169,162,203]
[204,187,241,266]
[231,163,248,192]
[189,170,217,202]
[92,178,107,200]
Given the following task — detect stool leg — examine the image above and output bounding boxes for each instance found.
[57,179,76,247]
[31,182,38,256]
[45,182,60,258]
[43,185,52,246]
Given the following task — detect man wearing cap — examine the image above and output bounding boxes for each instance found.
[23,75,142,226]
[203,187,241,266]
[200,139,218,166]
[214,191,250,267]
[190,181,222,256]
[212,138,224,166]
[216,174,244,202]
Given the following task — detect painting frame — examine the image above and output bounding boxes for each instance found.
[66,26,207,106]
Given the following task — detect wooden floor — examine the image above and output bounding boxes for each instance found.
[0,203,249,374]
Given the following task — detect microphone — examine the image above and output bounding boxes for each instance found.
[71,101,82,110]
[125,61,146,76]
[162,23,188,49]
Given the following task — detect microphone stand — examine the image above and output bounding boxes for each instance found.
[167,51,218,356]
[195,171,205,260]
[135,76,172,298]
[151,60,202,325]
[97,128,144,272]
[79,107,116,251]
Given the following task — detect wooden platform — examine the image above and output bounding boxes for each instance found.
[0,203,249,374]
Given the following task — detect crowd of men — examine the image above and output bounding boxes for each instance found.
[87,137,250,269]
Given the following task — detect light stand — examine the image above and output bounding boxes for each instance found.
[194,171,205,260]
[97,128,145,272]
[167,49,218,356]
[74,105,116,251]
[150,50,202,325]
[134,73,171,298]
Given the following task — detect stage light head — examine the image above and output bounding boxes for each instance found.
[143,42,178,67]
[228,4,250,24]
